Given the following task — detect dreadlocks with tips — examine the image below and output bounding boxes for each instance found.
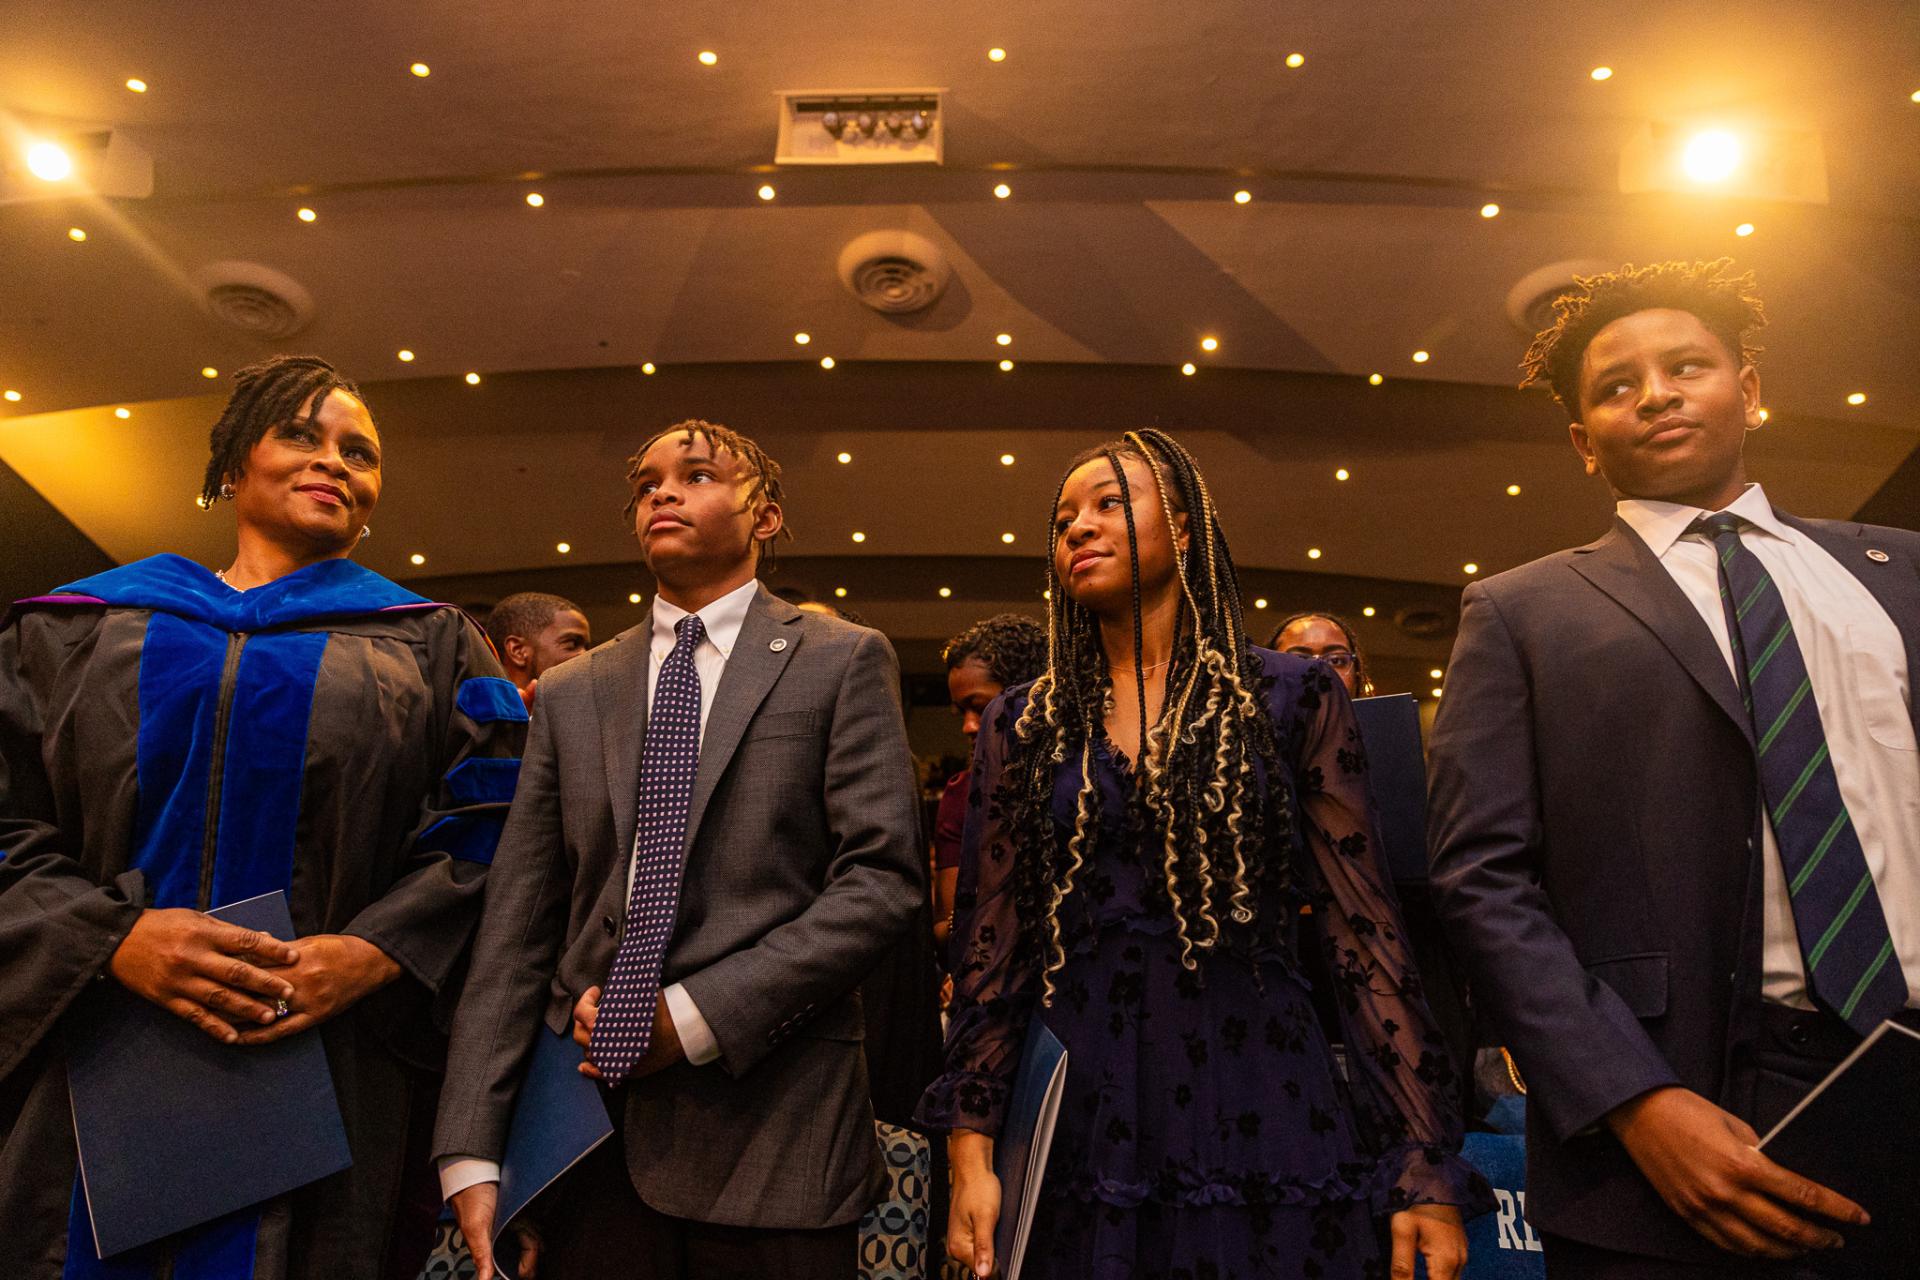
[1002,429,1295,1003]
[199,356,365,509]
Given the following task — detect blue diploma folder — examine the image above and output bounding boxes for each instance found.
[491,1025,615,1280]
[65,890,352,1259]
[992,1020,1069,1280]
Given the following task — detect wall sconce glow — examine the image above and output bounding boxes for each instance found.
[1334,468,1350,482]
[556,542,571,554]
[836,451,852,464]
[851,531,867,543]
[1306,547,1323,560]
[993,183,1012,199]
[629,592,644,604]
[697,50,718,66]
[1846,392,1867,406]
[464,372,481,385]
[525,192,545,207]
[1681,129,1741,182]
[26,141,72,182]
[1480,203,1501,218]
[397,349,415,362]
[1233,189,1252,204]
[1735,222,1755,237]
[1180,362,1197,376]
[938,587,952,598]
[793,332,811,345]
[409,553,426,566]
[995,333,1013,346]
[1590,66,1614,81]
[297,207,317,222]
[1368,373,1383,385]
[988,47,1008,62]
[68,227,87,242]
[999,453,1016,466]
[1411,350,1430,363]
[819,356,835,369]
[126,78,148,93]
[1200,336,1219,352]
[1463,562,1480,575]
[998,359,1014,372]
[1001,531,1016,544]
[757,184,776,201]
[1285,53,1306,68]
[641,362,656,375]
[114,407,131,419]
[201,367,219,378]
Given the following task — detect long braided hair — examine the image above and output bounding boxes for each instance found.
[1001,430,1296,1002]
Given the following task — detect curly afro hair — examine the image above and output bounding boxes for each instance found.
[942,612,1048,691]
[1520,259,1766,417]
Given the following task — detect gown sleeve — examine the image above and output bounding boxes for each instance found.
[1288,660,1491,1216]
[341,609,527,1007]
[0,611,146,1080]
[915,688,1035,1138]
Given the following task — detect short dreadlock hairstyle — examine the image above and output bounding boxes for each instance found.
[943,613,1048,690]
[1266,610,1375,697]
[1520,259,1766,417]
[199,356,366,508]
[623,419,792,570]
[999,429,1296,1002]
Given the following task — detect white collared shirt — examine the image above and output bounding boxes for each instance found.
[438,578,760,1202]
[1616,484,1920,1010]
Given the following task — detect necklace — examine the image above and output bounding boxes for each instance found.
[1102,659,1172,717]
[215,568,245,592]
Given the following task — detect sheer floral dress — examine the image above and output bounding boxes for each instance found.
[917,651,1490,1279]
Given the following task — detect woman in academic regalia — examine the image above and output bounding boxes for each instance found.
[0,357,527,1280]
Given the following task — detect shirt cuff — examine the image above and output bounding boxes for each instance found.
[438,1156,500,1202]
[664,981,719,1066]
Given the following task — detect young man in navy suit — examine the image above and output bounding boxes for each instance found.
[1428,261,1917,1278]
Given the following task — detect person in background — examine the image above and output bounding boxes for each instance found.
[485,591,590,708]
[0,356,524,1280]
[934,613,1048,955]
[1268,610,1373,699]
[1429,260,1917,1277]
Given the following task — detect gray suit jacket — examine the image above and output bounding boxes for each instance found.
[434,585,925,1228]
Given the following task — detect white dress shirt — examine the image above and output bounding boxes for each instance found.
[439,578,759,1201]
[1616,484,1920,1011]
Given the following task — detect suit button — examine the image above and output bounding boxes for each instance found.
[602,915,617,937]
[1788,1018,1814,1048]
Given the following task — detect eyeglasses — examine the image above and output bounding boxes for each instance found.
[1286,647,1356,672]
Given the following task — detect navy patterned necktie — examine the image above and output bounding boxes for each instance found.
[590,613,706,1082]
[1691,514,1905,1035]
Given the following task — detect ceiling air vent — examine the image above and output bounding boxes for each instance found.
[1394,606,1457,641]
[195,261,315,339]
[1504,259,1615,336]
[837,230,951,314]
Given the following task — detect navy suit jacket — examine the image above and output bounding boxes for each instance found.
[1426,510,1920,1260]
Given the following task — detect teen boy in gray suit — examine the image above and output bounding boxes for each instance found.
[435,420,925,1279]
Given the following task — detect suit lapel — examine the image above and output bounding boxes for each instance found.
[1788,514,1920,740]
[1569,518,1754,744]
[593,618,653,862]
[683,585,801,854]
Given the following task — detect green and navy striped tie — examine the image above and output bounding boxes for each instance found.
[1692,513,1905,1035]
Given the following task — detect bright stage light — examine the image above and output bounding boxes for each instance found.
[26,141,73,182]
[1681,129,1741,182]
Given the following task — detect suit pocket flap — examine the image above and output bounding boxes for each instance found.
[1586,953,1668,1019]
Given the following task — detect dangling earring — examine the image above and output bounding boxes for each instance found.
[219,483,235,501]
[359,525,371,541]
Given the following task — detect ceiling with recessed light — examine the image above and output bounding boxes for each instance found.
[2,0,1918,713]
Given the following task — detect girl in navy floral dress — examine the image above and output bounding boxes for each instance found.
[918,431,1489,1280]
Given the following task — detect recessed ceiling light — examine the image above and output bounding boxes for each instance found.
[837,451,852,463]
[1681,129,1741,183]
[998,359,1014,372]
[993,182,1012,199]
[1254,597,1269,609]
[1758,407,1770,423]
[938,587,952,598]
[1412,350,1430,363]
[2,390,20,402]
[995,332,1013,346]
[1463,562,1480,575]
[629,592,644,604]
[1307,547,1323,560]
[1233,189,1252,204]
[397,349,415,362]
[999,453,1015,466]
[1911,89,1920,103]
[464,372,481,385]
[1480,203,1501,218]
[1368,372,1383,385]
[1735,222,1755,237]
[641,362,657,375]
[114,407,130,419]
[68,227,86,242]
[26,141,72,182]
[1001,531,1016,543]
[793,332,811,345]
[1362,606,1376,617]
[525,192,545,207]
[201,367,219,378]
[410,62,431,78]
[1200,336,1219,352]
[1429,667,1444,679]
[1334,467,1350,481]
[410,553,426,566]
[1591,66,1614,81]
[819,356,836,369]
[1846,392,1867,405]
[834,586,848,598]
[1043,588,1052,601]
[1432,687,1445,698]
[851,531,867,543]
[125,78,148,93]
[1181,362,1197,376]
[988,47,1007,62]
[757,184,776,201]
[697,50,718,66]
[1506,483,1522,496]
[555,542,571,554]
[297,207,317,223]
[1285,52,1305,68]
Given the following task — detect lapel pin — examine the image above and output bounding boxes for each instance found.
[1866,549,1890,563]
[769,637,788,652]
